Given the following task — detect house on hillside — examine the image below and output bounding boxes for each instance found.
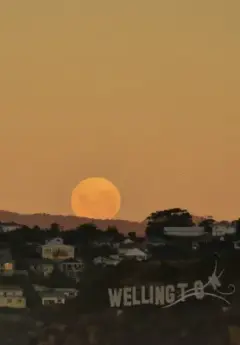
[123,248,148,261]
[41,237,75,260]
[122,238,134,245]
[118,237,146,250]
[117,237,140,255]
[146,237,166,247]
[0,222,22,232]
[93,256,121,266]
[233,240,240,250]
[212,224,236,237]
[39,291,66,306]
[0,285,26,308]
[163,226,211,249]
[33,284,78,298]
[91,234,118,248]
[58,258,85,278]
[164,226,206,237]
[54,287,78,298]
[33,285,78,305]
[29,258,55,277]
[0,249,15,275]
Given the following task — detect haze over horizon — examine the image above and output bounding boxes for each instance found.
[0,0,240,221]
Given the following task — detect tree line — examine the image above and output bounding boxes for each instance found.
[146,207,240,239]
[0,222,126,246]
[1,207,240,246]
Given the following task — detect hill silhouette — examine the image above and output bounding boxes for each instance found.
[0,210,145,235]
[0,210,205,236]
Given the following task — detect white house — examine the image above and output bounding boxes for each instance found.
[39,291,66,306]
[54,287,78,298]
[147,237,166,247]
[45,237,63,245]
[0,285,26,308]
[93,256,121,267]
[164,226,206,237]
[0,222,22,232]
[118,247,129,255]
[122,238,134,245]
[41,237,75,260]
[212,225,236,237]
[33,285,78,297]
[33,285,78,305]
[123,248,148,261]
[233,240,240,250]
[109,254,121,261]
[0,285,23,297]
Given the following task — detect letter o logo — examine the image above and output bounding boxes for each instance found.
[194,280,204,300]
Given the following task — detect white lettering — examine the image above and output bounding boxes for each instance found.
[165,285,175,304]
[149,285,154,304]
[155,286,165,305]
[132,287,140,305]
[108,288,122,307]
[108,263,231,308]
[194,280,204,300]
[141,286,149,304]
[123,287,132,306]
[177,283,188,301]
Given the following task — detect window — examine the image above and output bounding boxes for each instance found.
[4,263,13,271]
[5,292,14,297]
[43,299,55,305]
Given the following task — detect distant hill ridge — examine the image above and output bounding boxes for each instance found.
[0,210,206,236]
[0,210,146,235]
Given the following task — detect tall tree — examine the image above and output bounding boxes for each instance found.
[105,225,123,241]
[76,223,101,243]
[128,231,137,241]
[199,216,215,234]
[47,223,61,238]
[145,208,194,238]
[234,218,240,239]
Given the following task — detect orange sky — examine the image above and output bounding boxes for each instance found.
[0,0,240,221]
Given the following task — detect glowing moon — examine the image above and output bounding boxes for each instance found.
[71,177,121,219]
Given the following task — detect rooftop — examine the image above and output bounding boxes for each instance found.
[164,226,205,237]
[0,222,20,226]
[39,291,66,298]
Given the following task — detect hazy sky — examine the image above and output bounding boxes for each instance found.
[0,0,240,221]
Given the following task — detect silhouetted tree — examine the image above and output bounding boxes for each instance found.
[105,225,123,241]
[128,231,137,241]
[32,225,41,232]
[62,229,78,245]
[76,223,101,243]
[47,222,61,238]
[47,266,75,288]
[199,216,215,234]
[8,225,35,244]
[235,218,240,239]
[145,208,194,238]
